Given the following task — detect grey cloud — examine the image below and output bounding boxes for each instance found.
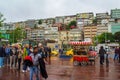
[0,0,120,22]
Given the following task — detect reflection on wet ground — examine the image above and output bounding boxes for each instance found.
[0,57,120,80]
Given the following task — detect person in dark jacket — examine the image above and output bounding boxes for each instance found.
[118,47,120,63]
[114,47,119,61]
[99,46,106,65]
[38,43,48,80]
[0,45,6,68]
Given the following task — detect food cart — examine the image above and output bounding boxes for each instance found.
[69,41,97,66]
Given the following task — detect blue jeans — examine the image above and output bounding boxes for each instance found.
[30,66,40,80]
[23,63,27,71]
[114,53,119,60]
[0,57,3,67]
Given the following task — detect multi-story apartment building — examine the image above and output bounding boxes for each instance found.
[84,26,97,41]
[111,9,120,23]
[44,27,58,41]
[0,23,15,31]
[55,16,64,23]
[76,12,94,30]
[97,25,108,35]
[69,29,83,41]
[64,15,76,24]
[46,18,55,25]
[108,23,120,34]
[96,13,110,25]
[26,28,44,42]
[39,18,55,28]
[52,23,64,31]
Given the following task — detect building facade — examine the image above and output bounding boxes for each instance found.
[55,16,64,23]
[96,13,110,25]
[97,25,108,35]
[64,15,76,24]
[26,28,44,42]
[76,12,94,30]
[44,27,58,41]
[69,29,83,41]
[84,26,97,41]
[108,23,120,34]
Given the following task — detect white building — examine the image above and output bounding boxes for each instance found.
[97,25,108,35]
[26,28,44,42]
[44,27,58,41]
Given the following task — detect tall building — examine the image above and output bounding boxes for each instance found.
[108,23,120,34]
[76,12,94,30]
[111,9,120,23]
[96,13,110,25]
[84,26,97,41]
[97,25,108,35]
[0,23,15,31]
[44,27,58,41]
[26,28,44,42]
[55,16,64,23]
[64,15,76,24]
[69,29,83,41]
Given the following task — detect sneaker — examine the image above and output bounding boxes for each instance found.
[22,70,27,73]
[22,70,25,72]
[27,67,30,71]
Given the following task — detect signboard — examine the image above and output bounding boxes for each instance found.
[0,30,6,33]
[1,34,10,39]
[111,9,120,18]
[77,13,93,19]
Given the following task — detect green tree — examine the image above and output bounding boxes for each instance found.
[9,28,25,43]
[66,21,76,30]
[38,19,42,24]
[114,31,120,42]
[94,32,114,43]
[0,13,5,27]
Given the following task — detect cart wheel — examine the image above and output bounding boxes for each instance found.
[73,61,79,66]
[81,61,87,66]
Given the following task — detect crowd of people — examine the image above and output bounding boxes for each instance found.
[98,46,120,65]
[0,43,51,80]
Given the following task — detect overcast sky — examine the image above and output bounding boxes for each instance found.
[0,0,120,22]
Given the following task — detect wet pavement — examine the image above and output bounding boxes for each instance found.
[0,56,120,80]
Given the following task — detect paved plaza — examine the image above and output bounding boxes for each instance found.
[0,57,120,80]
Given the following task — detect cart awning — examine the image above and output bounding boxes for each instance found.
[69,41,92,45]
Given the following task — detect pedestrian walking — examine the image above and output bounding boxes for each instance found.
[105,48,111,65]
[5,44,11,66]
[11,44,17,69]
[17,46,22,71]
[22,44,30,72]
[38,43,48,80]
[118,47,120,63]
[99,46,106,65]
[114,47,119,61]
[29,47,41,80]
[0,45,6,68]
